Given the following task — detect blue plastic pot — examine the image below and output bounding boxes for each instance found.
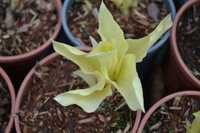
[62,0,176,109]
[62,0,176,49]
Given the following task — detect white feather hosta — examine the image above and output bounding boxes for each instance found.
[53,2,172,113]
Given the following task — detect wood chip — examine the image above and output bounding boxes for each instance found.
[56,108,63,121]
[169,106,182,110]
[92,8,98,20]
[150,121,162,131]
[147,2,159,22]
[98,114,106,123]
[123,123,130,133]
[115,102,126,111]
[134,10,148,20]
[78,116,96,124]
[116,129,122,133]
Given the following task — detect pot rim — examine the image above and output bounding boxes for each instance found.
[15,52,142,133]
[62,0,176,55]
[0,0,62,64]
[170,0,200,87]
[0,67,15,133]
[137,90,200,133]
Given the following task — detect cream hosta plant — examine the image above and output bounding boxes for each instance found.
[187,111,200,133]
[53,2,172,113]
[111,0,138,14]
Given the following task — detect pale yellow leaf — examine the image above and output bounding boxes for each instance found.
[98,2,124,42]
[127,14,173,62]
[53,41,99,73]
[54,85,112,113]
[111,54,144,111]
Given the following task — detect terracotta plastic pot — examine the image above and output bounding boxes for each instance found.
[137,91,200,133]
[0,0,61,65]
[0,0,62,88]
[0,67,15,133]
[166,0,200,91]
[15,53,142,133]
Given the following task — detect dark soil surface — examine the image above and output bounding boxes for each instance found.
[144,96,200,133]
[0,78,11,133]
[0,0,58,56]
[177,5,200,80]
[19,56,136,133]
[68,0,168,46]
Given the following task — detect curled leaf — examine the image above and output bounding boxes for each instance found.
[54,84,112,113]
[73,70,96,86]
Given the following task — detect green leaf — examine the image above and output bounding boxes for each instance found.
[120,0,137,14]
[187,111,200,133]
[11,0,23,10]
[127,14,173,62]
[110,0,123,7]
[111,0,138,14]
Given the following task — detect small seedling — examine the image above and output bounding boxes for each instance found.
[11,0,23,10]
[187,111,200,133]
[80,0,139,14]
[111,0,138,14]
